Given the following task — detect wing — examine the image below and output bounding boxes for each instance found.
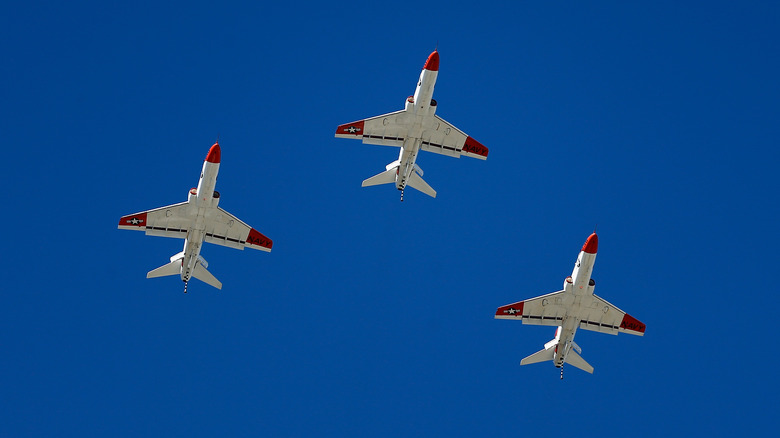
[420,115,488,160]
[203,207,273,252]
[494,291,567,327]
[335,110,408,147]
[577,294,646,336]
[118,202,192,239]
[495,292,646,336]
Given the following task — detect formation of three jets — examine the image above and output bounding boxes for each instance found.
[118,50,644,376]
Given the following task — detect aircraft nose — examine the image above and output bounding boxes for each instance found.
[206,142,221,163]
[424,50,439,71]
[581,233,598,254]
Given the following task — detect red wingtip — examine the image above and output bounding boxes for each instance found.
[335,120,365,136]
[118,212,147,228]
[206,142,221,163]
[247,228,273,250]
[424,50,439,71]
[620,314,646,333]
[581,233,598,254]
[495,301,524,317]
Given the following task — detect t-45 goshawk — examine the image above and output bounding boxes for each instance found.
[118,142,272,292]
[495,233,645,378]
[335,50,488,201]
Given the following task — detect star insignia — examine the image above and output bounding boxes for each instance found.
[346,126,361,133]
[505,307,518,315]
[128,217,144,225]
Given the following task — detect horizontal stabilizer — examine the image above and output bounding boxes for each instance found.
[407,171,436,198]
[565,349,594,374]
[147,258,182,279]
[192,264,222,289]
[362,166,397,187]
[520,347,555,366]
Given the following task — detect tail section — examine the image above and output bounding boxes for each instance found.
[519,337,594,374]
[520,346,555,366]
[146,252,184,278]
[362,161,399,187]
[192,264,222,289]
[407,165,436,198]
[565,349,594,374]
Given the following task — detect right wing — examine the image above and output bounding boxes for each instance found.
[335,110,408,147]
[420,115,488,160]
[577,294,646,336]
[203,207,273,252]
[494,291,567,327]
[118,202,193,239]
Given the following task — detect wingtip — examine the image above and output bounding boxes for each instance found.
[335,120,365,137]
[118,212,147,228]
[463,136,488,159]
[619,313,646,334]
[495,301,524,318]
[247,228,273,251]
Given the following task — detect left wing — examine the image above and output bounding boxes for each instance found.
[335,110,408,147]
[203,207,273,252]
[494,291,567,327]
[420,115,488,160]
[118,202,192,239]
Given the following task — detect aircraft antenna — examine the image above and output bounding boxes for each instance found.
[183,280,188,294]
[560,364,564,380]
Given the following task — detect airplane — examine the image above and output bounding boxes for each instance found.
[118,142,272,293]
[335,50,488,201]
[494,233,645,378]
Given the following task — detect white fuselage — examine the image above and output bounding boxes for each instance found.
[394,67,439,190]
[179,159,220,282]
[552,249,597,367]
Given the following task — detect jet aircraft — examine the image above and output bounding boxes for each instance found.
[495,233,645,378]
[118,142,272,292]
[335,50,488,200]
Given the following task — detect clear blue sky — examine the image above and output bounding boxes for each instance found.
[2,1,778,436]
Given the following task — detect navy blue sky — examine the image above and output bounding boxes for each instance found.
[2,1,778,436]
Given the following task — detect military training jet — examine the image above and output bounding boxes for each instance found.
[495,233,645,378]
[118,142,272,292]
[335,50,488,200]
